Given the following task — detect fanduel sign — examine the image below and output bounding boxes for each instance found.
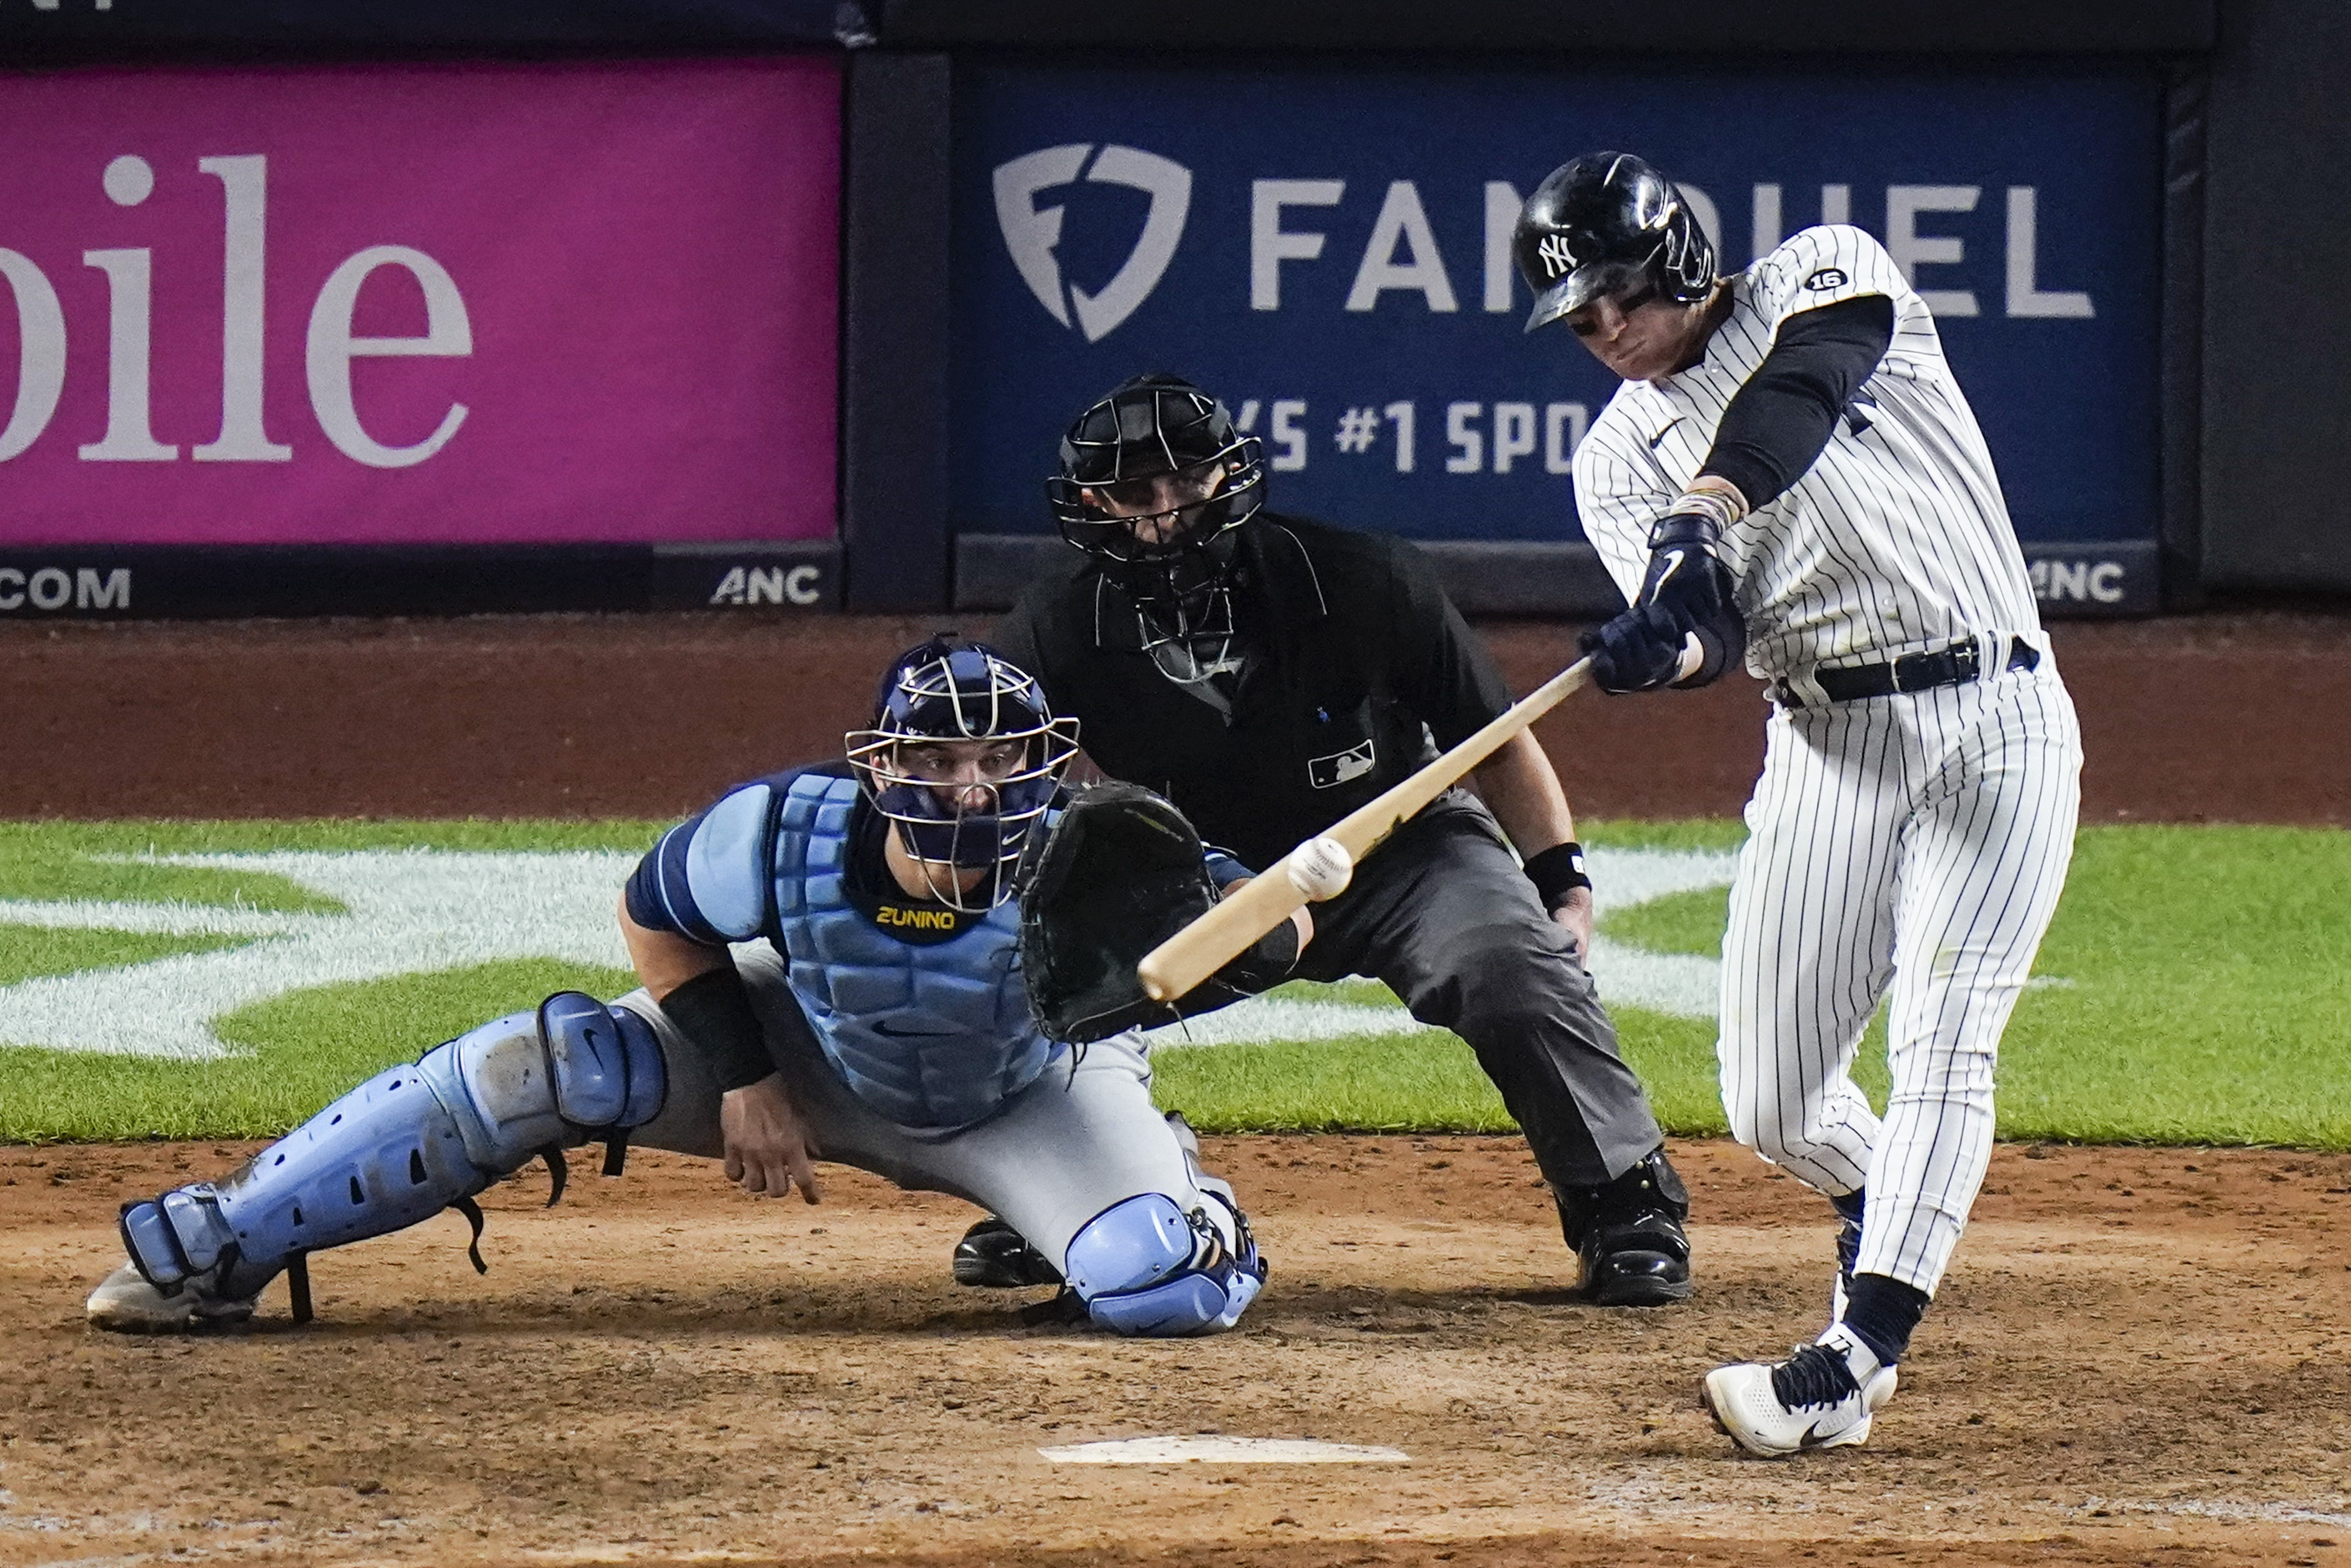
[992,161,2097,340]
[952,63,2161,547]
[0,58,841,548]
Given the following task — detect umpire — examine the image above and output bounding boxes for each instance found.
[993,372,1693,1305]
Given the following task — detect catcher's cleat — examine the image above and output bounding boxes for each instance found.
[1701,1324,1897,1458]
[952,1216,1064,1289]
[85,1262,258,1334]
[1556,1148,1693,1307]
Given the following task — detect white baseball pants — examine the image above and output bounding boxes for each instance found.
[1717,654,2082,1294]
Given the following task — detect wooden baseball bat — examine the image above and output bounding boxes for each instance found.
[1136,655,1597,1003]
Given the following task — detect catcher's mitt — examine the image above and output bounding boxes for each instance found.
[1019,782,1295,1043]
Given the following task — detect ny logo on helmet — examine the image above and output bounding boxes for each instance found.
[993,143,1193,342]
[1535,232,1581,282]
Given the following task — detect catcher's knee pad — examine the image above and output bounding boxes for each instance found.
[118,993,666,1307]
[1063,1190,1266,1337]
[413,992,667,1173]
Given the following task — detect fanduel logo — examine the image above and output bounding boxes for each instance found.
[993,143,1192,342]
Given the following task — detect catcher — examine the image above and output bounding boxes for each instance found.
[87,638,1293,1339]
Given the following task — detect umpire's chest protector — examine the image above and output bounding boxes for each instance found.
[766,775,1057,1132]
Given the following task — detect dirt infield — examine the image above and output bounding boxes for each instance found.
[4,609,2348,822]
[7,1135,2348,1567]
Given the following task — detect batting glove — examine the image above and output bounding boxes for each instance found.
[1580,601,1695,693]
[1580,511,1747,693]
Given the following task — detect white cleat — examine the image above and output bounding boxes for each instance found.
[1701,1325,1897,1457]
[84,1263,257,1334]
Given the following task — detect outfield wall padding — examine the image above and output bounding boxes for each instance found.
[876,0,2214,54]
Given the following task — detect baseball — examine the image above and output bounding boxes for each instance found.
[1286,837,1354,901]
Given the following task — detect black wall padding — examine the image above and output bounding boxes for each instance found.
[2160,67,2209,609]
[0,1,859,61]
[2200,0,2351,593]
[878,0,2213,54]
[839,53,956,611]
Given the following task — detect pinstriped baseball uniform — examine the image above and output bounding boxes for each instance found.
[1573,224,2083,1296]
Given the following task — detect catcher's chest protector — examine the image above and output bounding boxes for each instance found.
[771,774,1057,1131]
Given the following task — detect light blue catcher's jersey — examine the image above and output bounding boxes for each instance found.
[625,766,1058,1132]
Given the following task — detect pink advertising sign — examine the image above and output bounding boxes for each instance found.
[0,58,841,545]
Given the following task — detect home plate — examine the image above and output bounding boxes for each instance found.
[1038,1436,1409,1465]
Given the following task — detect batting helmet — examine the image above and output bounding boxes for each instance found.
[1045,374,1265,593]
[846,636,1080,911]
[1513,153,1716,334]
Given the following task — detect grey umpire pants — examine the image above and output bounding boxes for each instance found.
[1290,790,1664,1189]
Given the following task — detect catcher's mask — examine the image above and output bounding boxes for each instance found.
[845,637,1080,912]
[1047,374,1265,608]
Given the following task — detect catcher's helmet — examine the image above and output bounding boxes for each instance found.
[1513,152,1716,334]
[845,637,1079,911]
[1046,374,1264,592]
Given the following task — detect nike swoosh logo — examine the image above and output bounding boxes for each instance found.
[872,1020,962,1040]
[1796,1412,1860,1450]
[1649,417,1684,450]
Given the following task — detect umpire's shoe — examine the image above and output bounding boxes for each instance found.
[952,1216,1064,1289]
[1701,1324,1897,1457]
[1555,1147,1693,1307]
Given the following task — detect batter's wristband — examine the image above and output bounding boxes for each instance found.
[661,964,774,1093]
[1523,842,1592,909]
[1671,482,1749,535]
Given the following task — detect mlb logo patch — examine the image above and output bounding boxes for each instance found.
[1309,739,1374,789]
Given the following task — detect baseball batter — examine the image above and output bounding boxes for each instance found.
[1514,153,2082,1454]
[86,640,1268,1339]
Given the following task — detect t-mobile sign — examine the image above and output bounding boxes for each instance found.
[0,59,841,546]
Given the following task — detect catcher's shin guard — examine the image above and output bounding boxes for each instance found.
[117,993,666,1315]
[1062,1190,1265,1336]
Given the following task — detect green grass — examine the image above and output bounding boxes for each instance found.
[0,818,2346,1148]
[1599,887,1731,960]
[1151,1010,1735,1137]
[1993,827,2351,1146]
[0,818,665,914]
[1159,822,2351,1147]
[1578,817,1753,854]
[0,961,635,1142]
[0,926,254,988]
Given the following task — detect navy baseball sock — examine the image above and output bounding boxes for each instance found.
[1831,1188,1866,1225]
[1841,1272,1928,1366]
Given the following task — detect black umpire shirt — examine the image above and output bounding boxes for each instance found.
[993,513,1515,872]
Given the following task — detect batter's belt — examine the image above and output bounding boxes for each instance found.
[1772,636,2041,709]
